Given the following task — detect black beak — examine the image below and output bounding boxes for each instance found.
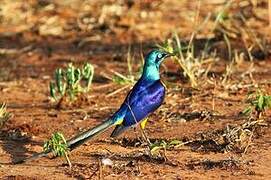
[163,52,174,58]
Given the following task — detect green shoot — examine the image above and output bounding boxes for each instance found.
[43,132,71,168]
[242,90,271,118]
[150,139,184,158]
[0,103,12,128]
[49,62,94,105]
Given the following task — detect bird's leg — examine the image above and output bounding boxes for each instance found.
[125,102,151,148]
[139,118,151,147]
[138,123,153,157]
[133,126,144,145]
[139,127,151,147]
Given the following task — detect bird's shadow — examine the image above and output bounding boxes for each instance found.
[84,151,178,167]
[0,130,42,164]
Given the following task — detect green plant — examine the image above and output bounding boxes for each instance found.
[150,139,184,158]
[50,62,94,104]
[43,132,71,167]
[0,103,12,128]
[242,90,271,118]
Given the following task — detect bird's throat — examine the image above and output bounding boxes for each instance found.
[142,65,160,81]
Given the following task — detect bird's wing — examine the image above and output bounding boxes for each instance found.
[125,79,164,113]
[125,79,159,106]
[110,80,165,137]
[110,79,156,123]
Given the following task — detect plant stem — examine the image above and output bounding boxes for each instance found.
[64,152,72,168]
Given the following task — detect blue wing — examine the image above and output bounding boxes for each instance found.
[110,79,165,137]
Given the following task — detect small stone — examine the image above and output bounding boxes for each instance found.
[179,118,187,123]
[101,158,113,166]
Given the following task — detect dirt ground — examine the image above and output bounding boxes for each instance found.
[0,0,271,179]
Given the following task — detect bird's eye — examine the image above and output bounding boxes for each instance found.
[157,53,163,59]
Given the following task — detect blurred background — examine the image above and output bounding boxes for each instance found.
[0,0,270,79]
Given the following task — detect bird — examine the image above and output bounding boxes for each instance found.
[16,49,172,164]
[67,49,172,150]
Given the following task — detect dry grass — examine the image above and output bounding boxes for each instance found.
[0,103,11,128]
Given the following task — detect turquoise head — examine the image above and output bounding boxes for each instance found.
[142,50,172,81]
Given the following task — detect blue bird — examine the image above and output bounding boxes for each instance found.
[16,49,172,164]
[67,49,172,150]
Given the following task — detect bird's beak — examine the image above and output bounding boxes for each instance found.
[163,52,175,59]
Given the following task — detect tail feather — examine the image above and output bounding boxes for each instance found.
[110,124,129,138]
[14,119,114,164]
[67,119,114,150]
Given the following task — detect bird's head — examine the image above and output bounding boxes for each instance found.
[145,49,172,68]
[142,49,173,80]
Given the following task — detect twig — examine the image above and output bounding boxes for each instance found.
[106,85,131,97]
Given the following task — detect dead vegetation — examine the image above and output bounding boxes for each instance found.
[0,103,12,128]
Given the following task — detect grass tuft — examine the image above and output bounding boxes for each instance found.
[150,139,186,159]
[43,132,71,168]
[222,119,267,153]
[0,103,12,128]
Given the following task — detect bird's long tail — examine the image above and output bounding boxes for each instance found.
[67,119,114,150]
[15,119,114,164]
